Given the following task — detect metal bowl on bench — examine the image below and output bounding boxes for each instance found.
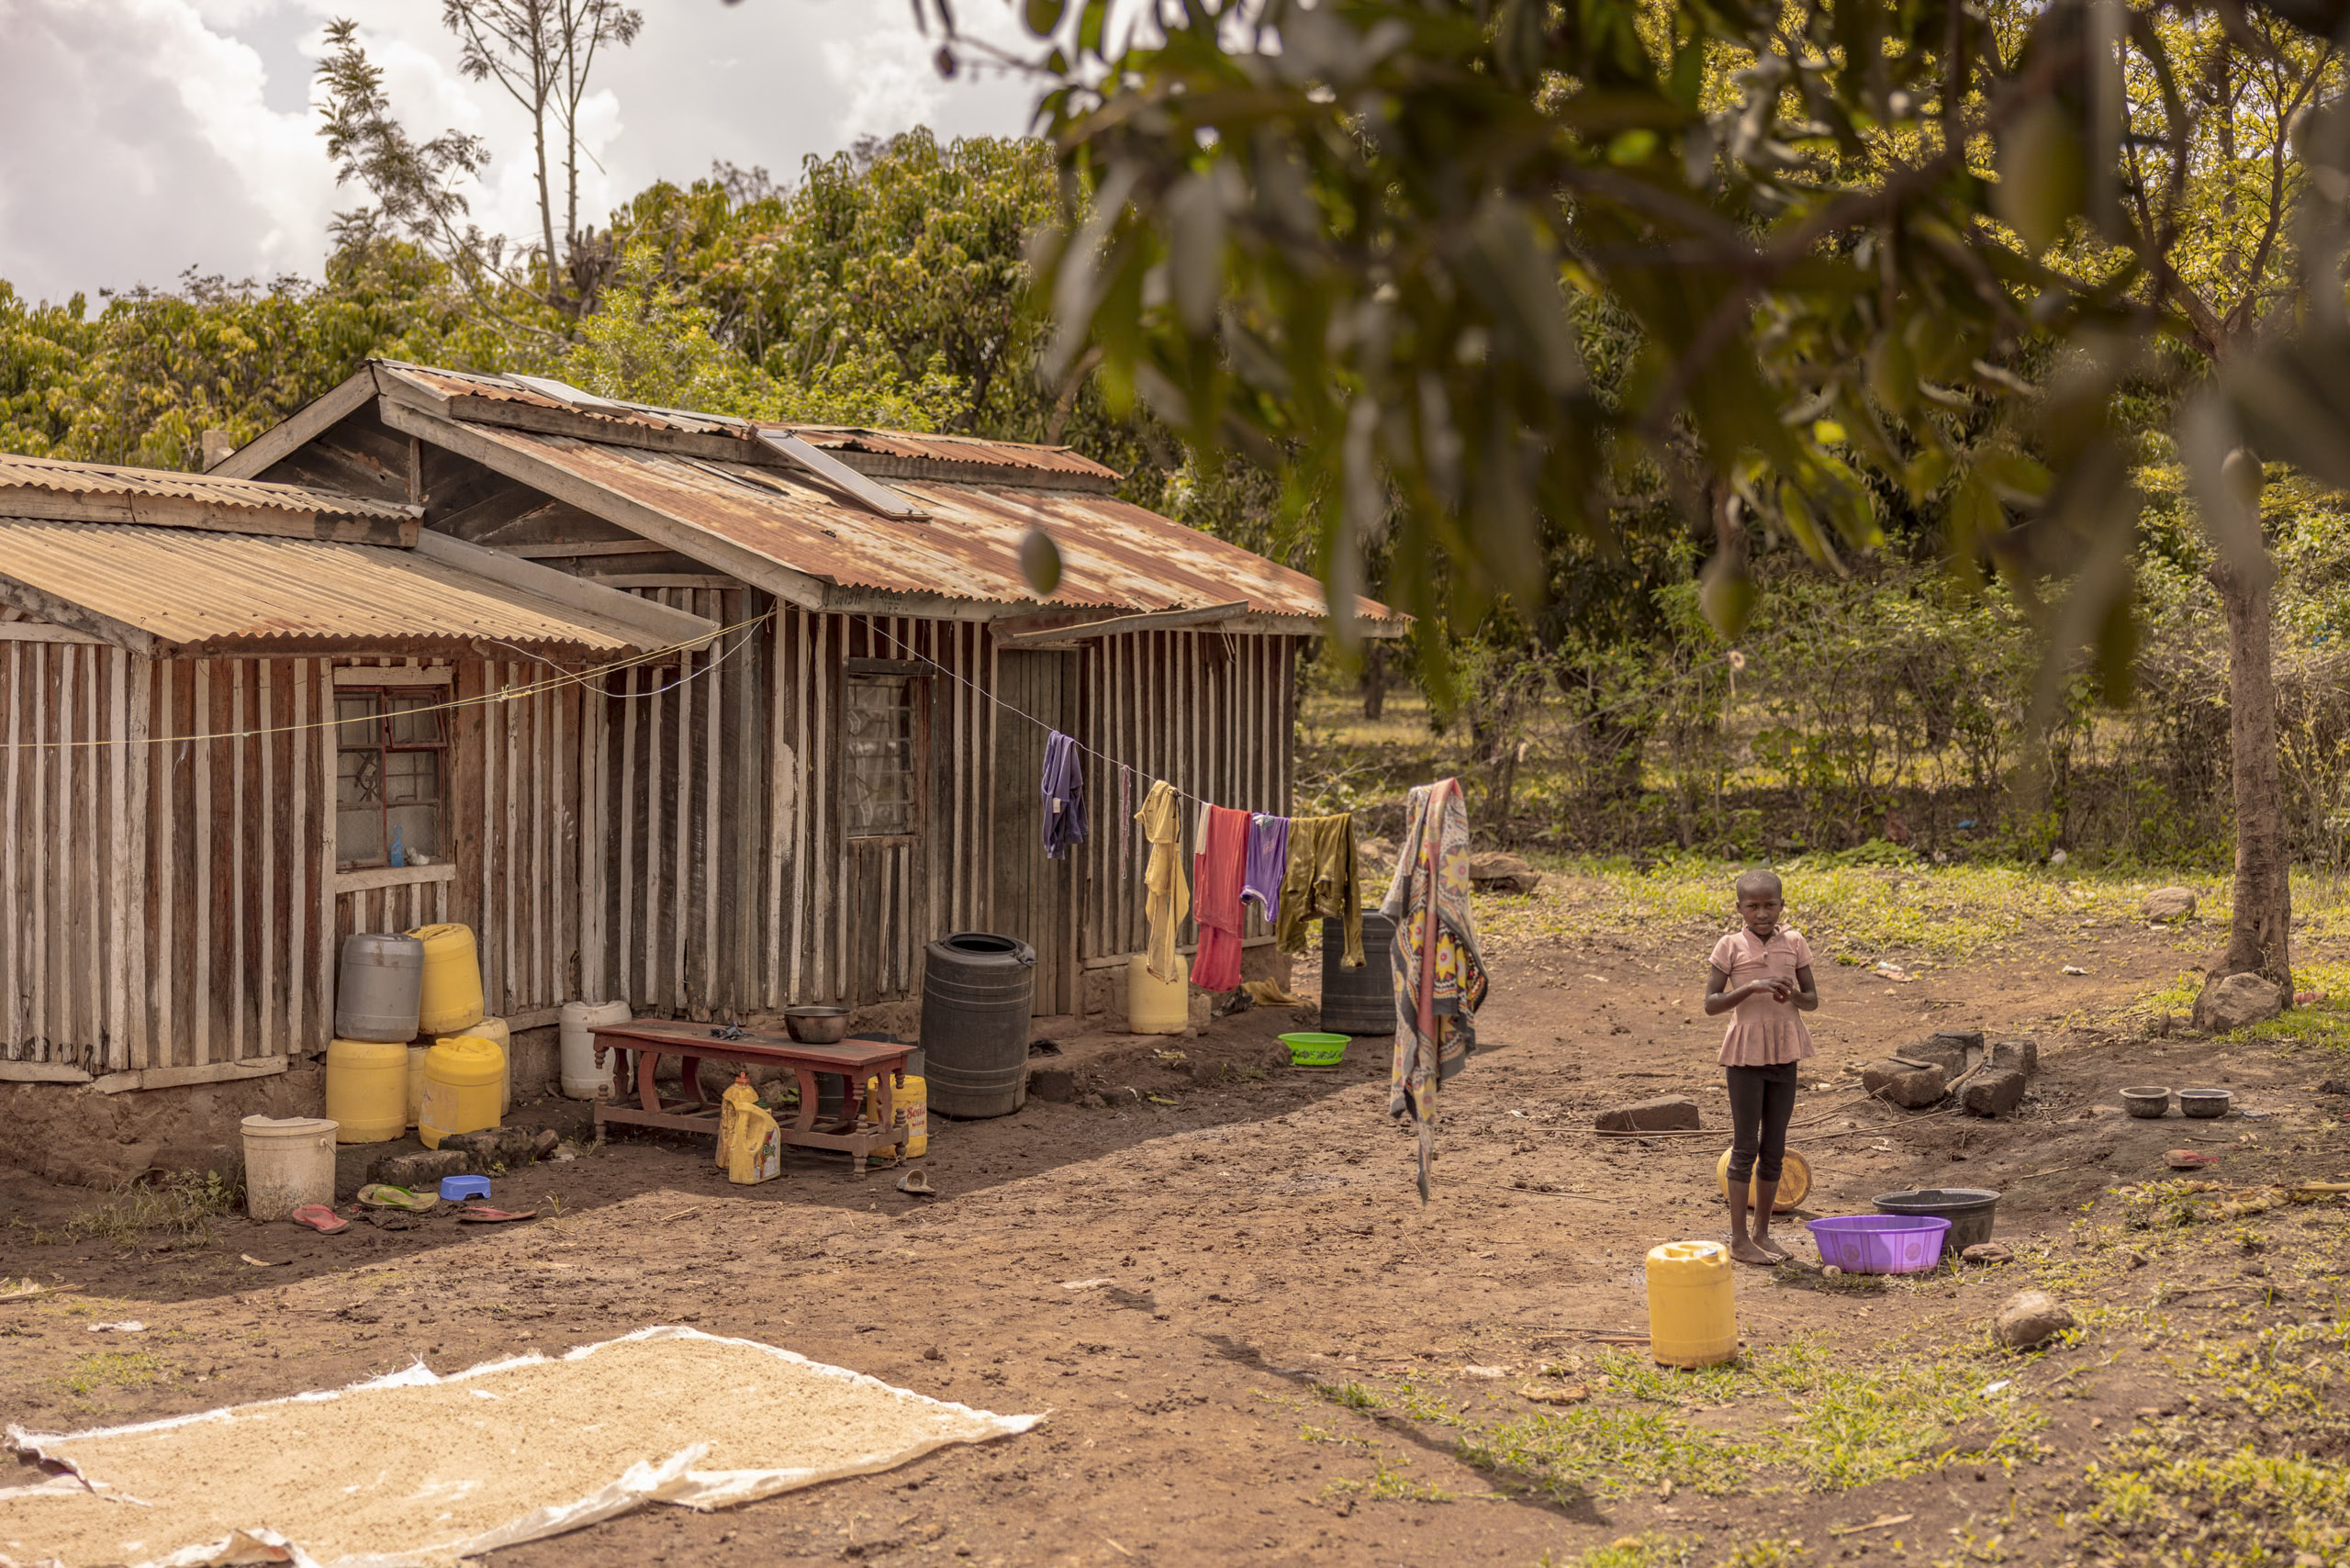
[784,1006,850,1045]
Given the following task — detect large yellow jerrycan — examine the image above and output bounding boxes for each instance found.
[406,923,486,1036]
[325,1038,408,1144]
[1645,1240,1738,1368]
[419,1036,502,1149]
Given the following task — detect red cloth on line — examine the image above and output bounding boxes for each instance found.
[1192,804,1252,991]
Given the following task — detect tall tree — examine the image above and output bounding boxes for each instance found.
[2111,10,2343,1015]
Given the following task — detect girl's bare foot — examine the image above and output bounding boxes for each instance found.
[1751,1231,1790,1262]
[1728,1233,1776,1265]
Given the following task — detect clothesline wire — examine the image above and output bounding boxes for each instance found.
[862,622,1236,814]
[1,609,773,751]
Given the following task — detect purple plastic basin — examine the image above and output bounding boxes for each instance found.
[1807,1214,1952,1274]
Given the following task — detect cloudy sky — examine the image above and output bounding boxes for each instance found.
[0,0,1043,306]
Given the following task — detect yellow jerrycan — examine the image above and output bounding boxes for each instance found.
[419,1035,502,1149]
[1645,1240,1738,1368]
[719,1073,782,1184]
[325,1038,408,1144]
[406,923,486,1036]
[865,1050,929,1160]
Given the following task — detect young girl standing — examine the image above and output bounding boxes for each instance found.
[1703,868,1819,1265]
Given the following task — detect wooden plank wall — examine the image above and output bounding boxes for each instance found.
[0,638,146,1069]
[1074,630,1297,966]
[332,656,588,1027]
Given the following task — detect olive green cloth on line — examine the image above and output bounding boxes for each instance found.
[1136,778,1191,983]
[1274,812,1362,966]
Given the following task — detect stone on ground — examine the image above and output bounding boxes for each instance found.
[1595,1095,1701,1133]
[1466,852,1543,895]
[1898,1036,1970,1077]
[437,1126,554,1171]
[1860,1061,1947,1108]
[1960,1066,2028,1118]
[2143,886,2198,922]
[2193,970,2286,1034]
[1994,1289,2076,1350]
[1028,1067,1079,1103]
[1961,1242,2014,1266]
[1989,1037,2040,1076]
[365,1148,471,1189]
[1930,1027,1986,1054]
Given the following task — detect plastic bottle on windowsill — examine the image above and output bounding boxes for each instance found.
[389,826,407,868]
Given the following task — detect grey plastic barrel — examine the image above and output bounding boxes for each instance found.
[1318,912,1396,1036]
[920,933,1035,1118]
[334,932,425,1043]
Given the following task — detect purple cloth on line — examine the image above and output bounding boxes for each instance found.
[1243,813,1290,925]
[1042,731,1087,858]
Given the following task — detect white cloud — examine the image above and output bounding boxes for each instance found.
[0,0,1042,304]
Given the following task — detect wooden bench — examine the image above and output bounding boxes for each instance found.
[588,1019,912,1175]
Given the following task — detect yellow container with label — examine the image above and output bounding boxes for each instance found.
[419,1035,502,1149]
[719,1075,782,1184]
[866,1066,928,1159]
[1713,1148,1811,1213]
[406,923,486,1036]
[1127,952,1188,1035]
[324,1038,408,1144]
[1645,1240,1738,1368]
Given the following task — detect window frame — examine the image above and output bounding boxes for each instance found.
[839,661,929,845]
[333,683,453,872]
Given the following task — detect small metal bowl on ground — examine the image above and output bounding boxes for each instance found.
[2178,1088,2234,1119]
[784,1006,850,1044]
[2121,1086,2173,1118]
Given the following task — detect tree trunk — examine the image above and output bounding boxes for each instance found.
[2210,552,2293,992]
[1362,643,1386,720]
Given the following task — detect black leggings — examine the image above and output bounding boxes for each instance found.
[1726,1060,1799,1186]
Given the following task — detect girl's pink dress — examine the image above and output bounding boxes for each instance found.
[1709,926,1815,1066]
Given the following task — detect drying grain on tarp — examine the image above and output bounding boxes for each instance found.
[1,1326,1042,1568]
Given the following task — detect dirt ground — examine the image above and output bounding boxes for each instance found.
[4,898,2345,1568]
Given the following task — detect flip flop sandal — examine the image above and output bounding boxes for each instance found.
[454,1205,536,1224]
[356,1184,439,1214]
[291,1204,347,1235]
[2165,1148,2218,1170]
[896,1168,936,1196]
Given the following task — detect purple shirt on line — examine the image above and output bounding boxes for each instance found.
[1042,731,1087,858]
[1243,813,1289,924]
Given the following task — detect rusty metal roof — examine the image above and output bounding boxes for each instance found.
[0,520,672,653]
[0,453,414,520]
[378,362,1123,481]
[444,420,1399,623]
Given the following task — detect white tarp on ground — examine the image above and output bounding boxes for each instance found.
[1,1326,1043,1568]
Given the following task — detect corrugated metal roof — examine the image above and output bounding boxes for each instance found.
[381,362,1123,481]
[448,421,1399,623]
[0,520,665,652]
[0,453,414,520]
[780,426,1120,481]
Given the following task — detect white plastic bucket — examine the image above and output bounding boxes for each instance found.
[241,1114,337,1222]
[558,1000,632,1099]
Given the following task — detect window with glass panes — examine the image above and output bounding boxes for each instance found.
[335,688,449,869]
[842,674,922,837]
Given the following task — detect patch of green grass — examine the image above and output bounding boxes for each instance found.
[1325,1448,1454,1504]
[2075,1442,2350,1567]
[61,1350,172,1395]
[1315,1379,1380,1411]
[1539,1534,1811,1568]
[1452,1338,2042,1504]
[1472,854,2248,962]
[63,1169,241,1249]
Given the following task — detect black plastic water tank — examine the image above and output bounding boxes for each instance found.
[920,932,1036,1118]
[1318,912,1396,1036]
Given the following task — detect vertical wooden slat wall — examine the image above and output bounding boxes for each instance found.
[1070,631,1297,969]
